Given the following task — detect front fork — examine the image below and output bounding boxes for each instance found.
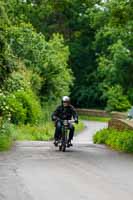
[61,126,68,145]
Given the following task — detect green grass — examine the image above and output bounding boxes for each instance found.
[12,122,54,141]
[11,120,84,141]
[79,115,110,122]
[75,121,85,133]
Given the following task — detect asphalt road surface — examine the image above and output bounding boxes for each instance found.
[0,121,133,200]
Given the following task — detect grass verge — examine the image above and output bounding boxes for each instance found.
[75,121,85,134]
[12,122,54,141]
[79,115,110,122]
[0,101,85,151]
[11,121,84,141]
[0,121,85,151]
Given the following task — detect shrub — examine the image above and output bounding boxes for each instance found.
[14,90,42,124]
[0,90,10,119]
[0,89,42,124]
[93,128,109,144]
[30,72,42,95]
[3,71,28,93]
[106,85,131,111]
[127,88,133,105]
[6,94,27,124]
[93,128,133,153]
[0,121,13,151]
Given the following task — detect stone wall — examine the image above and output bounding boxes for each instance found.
[76,108,127,118]
[76,108,133,131]
[110,112,127,119]
[108,118,133,131]
[76,108,110,117]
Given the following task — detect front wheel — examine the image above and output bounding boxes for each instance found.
[59,145,62,151]
[62,144,66,152]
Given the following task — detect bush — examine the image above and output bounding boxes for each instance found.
[106,85,131,111]
[0,89,42,124]
[93,128,109,144]
[127,88,133,105]
[0,121,13,151]
[14,90,42,124]
[7,94,27,124]
[3,71,28,93]
[93,128,133,153]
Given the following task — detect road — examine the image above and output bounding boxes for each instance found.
[0,121,133,200]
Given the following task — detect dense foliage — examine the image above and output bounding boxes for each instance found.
[93,128,133,153]
[0,0,133,115]
[0,0,132,150]
[0,0,133,122]
[13,0,132,110]
[0,0,73,125]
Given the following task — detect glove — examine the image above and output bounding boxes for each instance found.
[52,116,56,121]
[74,119,78,124]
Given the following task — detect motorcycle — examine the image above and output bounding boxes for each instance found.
[55,119,75,152]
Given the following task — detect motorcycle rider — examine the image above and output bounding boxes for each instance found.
[52,96,78,146]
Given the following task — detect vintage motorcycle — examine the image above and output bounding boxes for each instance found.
[55,119,75,152]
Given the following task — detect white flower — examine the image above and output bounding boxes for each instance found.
[8,117,11,121]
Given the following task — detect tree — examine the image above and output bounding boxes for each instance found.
[7,23,73,101]
[0,1,16,84]
[90,0,133,109]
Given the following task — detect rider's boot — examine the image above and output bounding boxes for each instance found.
[54,140,58,146]
[67,139,73,147]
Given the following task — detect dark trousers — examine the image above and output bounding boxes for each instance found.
[54,121,75,141]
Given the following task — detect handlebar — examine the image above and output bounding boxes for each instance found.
[53,118,78,125]
[67,120,75,123]
[62,119,76,127]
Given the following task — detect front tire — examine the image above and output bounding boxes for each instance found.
[62,145,66,152]
[59,145,62,151]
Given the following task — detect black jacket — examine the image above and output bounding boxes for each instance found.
[52,104,78,122]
